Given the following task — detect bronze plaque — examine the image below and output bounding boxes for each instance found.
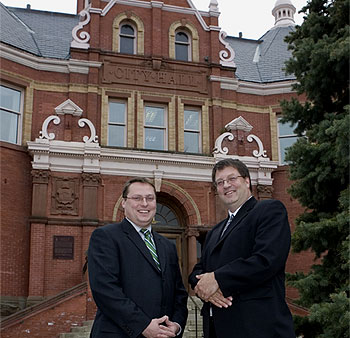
[53,236,74,260]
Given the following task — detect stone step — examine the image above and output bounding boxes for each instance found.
[59,299,203,338]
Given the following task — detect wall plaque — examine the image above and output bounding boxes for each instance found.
[53,236,74,260]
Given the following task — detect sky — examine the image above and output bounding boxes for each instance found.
[1,0,308,40]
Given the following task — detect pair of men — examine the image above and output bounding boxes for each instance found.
[88,159,295,338]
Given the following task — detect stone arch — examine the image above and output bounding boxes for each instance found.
[169,20,199,62]
[112,180,201,226]
[112,12,145,55]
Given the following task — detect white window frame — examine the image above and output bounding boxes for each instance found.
[277,117,299,165]
[175,30,192,62]
[108,99,127,147]
[184,106,201,153]
[144,103,168,151]
[119,22,136,55]
[0,83,23,145]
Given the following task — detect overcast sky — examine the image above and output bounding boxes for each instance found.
[1,0,308,39]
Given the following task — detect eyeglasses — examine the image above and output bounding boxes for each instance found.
[125,195,156,203]
[215,175,242,188]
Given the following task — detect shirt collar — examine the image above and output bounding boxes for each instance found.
[126,217,152,234]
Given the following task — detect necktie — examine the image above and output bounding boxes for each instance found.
[220,214,234,238]
[140,229,161,270]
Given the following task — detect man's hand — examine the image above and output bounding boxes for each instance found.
[208,289,233,308]
[164,317,181,336]
[194,272,219,301]
[142,316,176,338]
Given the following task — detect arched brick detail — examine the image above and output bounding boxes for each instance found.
[112,180,201,225]
[160,181,201,226]
[112,12,145,55]
[169,20,199,62]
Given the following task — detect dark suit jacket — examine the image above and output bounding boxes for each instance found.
[189,197,295,338]
[88,219,188,338]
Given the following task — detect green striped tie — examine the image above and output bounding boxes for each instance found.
[140,229,161,270]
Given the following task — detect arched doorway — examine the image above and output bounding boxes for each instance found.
[152,196,187,277]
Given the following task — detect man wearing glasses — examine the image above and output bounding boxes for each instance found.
[88,177,188,338]
[189,159,295,338]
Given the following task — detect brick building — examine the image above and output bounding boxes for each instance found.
[0,0,312,336]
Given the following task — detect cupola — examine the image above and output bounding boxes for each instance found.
[272,0,296,27]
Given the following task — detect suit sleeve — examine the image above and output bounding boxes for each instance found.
[188,228,216,289]
[214,200,291,297]
[88,226,150,337]
[169,244,188,333]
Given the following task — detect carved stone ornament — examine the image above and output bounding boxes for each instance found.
[71,9,91,49]
[219,31,236,68]
[55,99,83,117]
[185,228,200,238]
[257,185,274,199]
[39,116,61,140]
[51,177,79,215]
[225,116,253,133]
[213,132,235,155]
[31,169,50,184]
[78,118,99,143]
[82,173,101,186]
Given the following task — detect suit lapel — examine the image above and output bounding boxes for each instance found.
[122,220,161,273]
[216,197,257,244]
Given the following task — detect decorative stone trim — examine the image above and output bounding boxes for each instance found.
[78,118,99,143]
[71,9,91,49]
[39,115,61,140]
[81,173,101,186]
[55,99,83,117]
[31,169,50,184]
[169,20,199,62]
[219,31,236,68]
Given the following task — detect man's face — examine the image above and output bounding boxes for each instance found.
[121,182,157,228]
[215,166,251,212]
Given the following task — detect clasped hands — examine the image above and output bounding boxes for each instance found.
[194,272,232,308]
[142,315,180,338]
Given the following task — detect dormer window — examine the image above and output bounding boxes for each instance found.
[119,23,136,54]
[175,31,191,61]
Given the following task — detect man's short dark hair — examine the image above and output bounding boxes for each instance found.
[212,159,252,192]
[122,177,157,198]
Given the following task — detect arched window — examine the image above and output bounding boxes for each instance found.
[175,31,191,61]
[155,203,179,227]
[119,23,136,54]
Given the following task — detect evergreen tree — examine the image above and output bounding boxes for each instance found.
[280,0,350,337]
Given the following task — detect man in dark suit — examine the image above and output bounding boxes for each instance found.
[88,177,188,338]
[189,159,295,338]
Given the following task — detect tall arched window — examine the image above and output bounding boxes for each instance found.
[175,31,191,61]
[119,23,136,54]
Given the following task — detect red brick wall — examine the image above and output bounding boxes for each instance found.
[0,142,32,297]
[1,293,87,338]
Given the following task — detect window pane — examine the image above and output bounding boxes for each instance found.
[145,106,164,127]
[175,44,188,61]
[155,204,179,227]
[278,120,296,136]
[0,86,21,112]
[109,101,125,124]
[279,136,298,163]
[145,128,164,150]
[120,36,134,54]
[0,109,18,143]
[184,131,199,153]
[108,124,125,147]
[121,24,134,36]
[175,32,188,43]
[184,110,199,130]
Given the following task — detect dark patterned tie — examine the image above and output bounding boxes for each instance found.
[140,229,161,270]
[220,214,234,238]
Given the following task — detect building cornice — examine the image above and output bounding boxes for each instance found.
[209,75,297,95]
[0,43,102,74]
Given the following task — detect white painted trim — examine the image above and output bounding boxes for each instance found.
[27,139,278,186]
[209,75,297,95]
[0,44,102,74]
